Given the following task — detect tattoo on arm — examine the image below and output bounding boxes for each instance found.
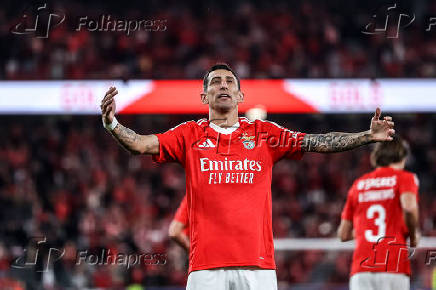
[111,123,146,154]
[302,131,373,153]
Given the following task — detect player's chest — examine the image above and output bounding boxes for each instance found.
[185,128,271,184]
[187,129,267,160]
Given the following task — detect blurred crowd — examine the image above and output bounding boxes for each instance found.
[1,0,436,80]
[0,113,435,289]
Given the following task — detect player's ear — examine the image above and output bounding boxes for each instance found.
[200,92,209,104]
[237,91,244,103]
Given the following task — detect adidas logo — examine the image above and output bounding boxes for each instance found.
[197,139,216,148]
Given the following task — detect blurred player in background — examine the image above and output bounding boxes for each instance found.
[101,63,395,290]
[169,195,190,252]
[245,105,267,122]
[338,137,420,290]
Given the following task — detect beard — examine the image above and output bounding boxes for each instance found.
[212,100,234,113]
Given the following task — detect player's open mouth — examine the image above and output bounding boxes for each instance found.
[218,94,231,99]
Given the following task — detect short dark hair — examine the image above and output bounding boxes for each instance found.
[203,63,241,92]
[370,136,409,167]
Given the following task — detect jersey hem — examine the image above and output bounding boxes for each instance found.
[350,270,411,277]
[189,262,276,274]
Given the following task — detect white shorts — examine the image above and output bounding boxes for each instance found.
[350,272,410,290]
[186,267,277,290]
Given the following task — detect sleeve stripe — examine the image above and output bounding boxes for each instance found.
[197,118,207,125]
[259,119,300,134]
[169,120,195,131]
[239,117,254,124]
[259,119,284,129]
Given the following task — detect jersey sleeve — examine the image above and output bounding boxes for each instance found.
[398,172,419,197]
[259,120,306,163]
[341,186,356,221]
[152,122,191,165]
[174,195,188,226]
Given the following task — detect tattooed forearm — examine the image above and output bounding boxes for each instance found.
[110,123,158,155]
[111,124,141,154]
[302,131,373,153]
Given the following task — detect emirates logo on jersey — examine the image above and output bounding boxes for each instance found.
[199,157,262,184]
[199,157,262,172]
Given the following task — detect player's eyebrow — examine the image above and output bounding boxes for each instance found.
[210,76,235,83]
[210,76,222,83]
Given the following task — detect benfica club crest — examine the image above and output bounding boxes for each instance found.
[241,133,255,150]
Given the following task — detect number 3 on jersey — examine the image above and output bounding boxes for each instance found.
[364,204,386,242]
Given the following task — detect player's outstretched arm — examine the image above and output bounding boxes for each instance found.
[168,220,190,252]
[101,87,159,155]
[301,108,395,153]
[400,193,420,247]
[337,220,354,242]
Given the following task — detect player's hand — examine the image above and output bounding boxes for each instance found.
[101,86,118,125]
[410,231,420,248]
[369,108,395,142]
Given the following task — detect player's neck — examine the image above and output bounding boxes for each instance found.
[208,109,239,128]
[388,163,405,170]
[387,160,406,170]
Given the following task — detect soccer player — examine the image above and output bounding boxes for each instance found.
[100,64,395,290]
[169,195,190,252]
[338,137,419,290]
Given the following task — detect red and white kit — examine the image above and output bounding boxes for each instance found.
[153,117,305,273]
[342,167,419,276]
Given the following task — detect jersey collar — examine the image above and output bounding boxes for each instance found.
[209,120,240,135]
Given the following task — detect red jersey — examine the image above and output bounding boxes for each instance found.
[174,195,189,235]
[341,167,419,276]
[153,117,305,273]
